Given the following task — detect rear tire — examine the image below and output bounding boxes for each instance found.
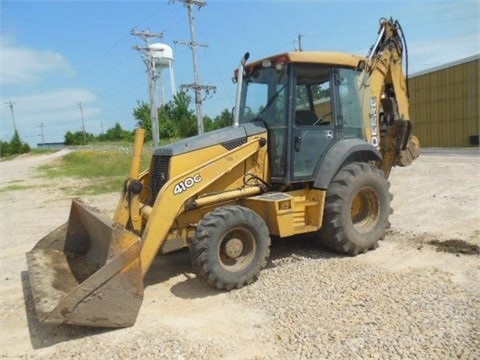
[190,205,271,290]
[318,162,392,255]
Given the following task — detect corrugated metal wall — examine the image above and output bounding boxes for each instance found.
[409,56,479,147]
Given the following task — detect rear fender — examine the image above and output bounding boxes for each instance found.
[313,139,382,190]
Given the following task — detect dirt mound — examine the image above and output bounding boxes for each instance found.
[428,239,480,255]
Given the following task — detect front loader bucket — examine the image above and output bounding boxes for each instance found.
[26,199,143,328]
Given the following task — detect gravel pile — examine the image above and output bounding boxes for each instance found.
[231,237,480,359]
[50,328,226,360]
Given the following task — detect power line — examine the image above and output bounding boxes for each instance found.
[170,0,216,135]
[204,47,234,110]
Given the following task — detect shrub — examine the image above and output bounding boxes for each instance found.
[0,131,30,157]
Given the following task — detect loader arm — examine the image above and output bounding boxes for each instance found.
[139,133,267,276]
[113,128,147,230]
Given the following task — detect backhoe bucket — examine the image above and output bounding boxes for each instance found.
[26,199,143,328]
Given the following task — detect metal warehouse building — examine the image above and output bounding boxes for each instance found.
[408,54,479,147]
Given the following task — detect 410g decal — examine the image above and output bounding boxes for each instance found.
[173,174,202,195]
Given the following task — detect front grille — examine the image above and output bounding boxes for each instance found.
[150,155,171,205]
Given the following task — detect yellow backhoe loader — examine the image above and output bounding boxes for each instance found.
[26,17,419,327]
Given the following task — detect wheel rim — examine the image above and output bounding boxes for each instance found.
[218,227,256,272]
[351,187,380,233]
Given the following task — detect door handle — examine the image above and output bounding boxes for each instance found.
[294,136,302,151]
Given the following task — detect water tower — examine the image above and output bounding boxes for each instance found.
[148,43,177,106]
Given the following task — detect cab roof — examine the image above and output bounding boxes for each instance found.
[246,51,366,70]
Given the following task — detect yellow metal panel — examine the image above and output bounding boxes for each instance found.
[409,58,479,147]
[243,192,295,236]
[242,188,326,237]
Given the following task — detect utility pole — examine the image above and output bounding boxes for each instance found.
[131,29,163,148]
[39,123,45,145]
[171,0,216,135]
[5,100,17,132]
[78,101,87,144]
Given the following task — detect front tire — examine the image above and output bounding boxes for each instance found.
[190,205,271,290]
[318,162,392,255]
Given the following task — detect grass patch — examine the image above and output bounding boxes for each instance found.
[31,148,58,155]
[0,183,37,193]
[39,147,153,195]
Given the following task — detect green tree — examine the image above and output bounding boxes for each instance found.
[203,115,213,132]
[205,108,232,132]
[170,92,197,137]
[132,101,152,141]
[158,104,176,139]
[9,131,23,154]
[97,123,134,142]
[64,131,94,145]
[0,141,9,156]
[132,91,197,141]
[0,131,30,157]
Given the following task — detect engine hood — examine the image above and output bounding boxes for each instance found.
[153,122,267,157]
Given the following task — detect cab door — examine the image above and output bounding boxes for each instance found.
[291,65,336,180]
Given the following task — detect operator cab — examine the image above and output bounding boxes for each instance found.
[237,52,369,185]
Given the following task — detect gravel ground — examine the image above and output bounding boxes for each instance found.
[233,237,480,359]
[1,149,479,359]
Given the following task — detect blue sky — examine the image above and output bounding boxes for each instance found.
[1,0,479,146]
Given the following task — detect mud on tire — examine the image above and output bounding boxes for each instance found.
[318,162,393,255]
[190,205,271,290]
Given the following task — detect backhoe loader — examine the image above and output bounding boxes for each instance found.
[26,17,419,327]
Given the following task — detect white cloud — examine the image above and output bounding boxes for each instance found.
[0,36,75,85]
[14,89,97,114]
[0,37,101,145]
[1,89,100,145]
[408,33,480,73]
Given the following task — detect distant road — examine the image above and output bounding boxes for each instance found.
[0,149,72,184]
[421,148,480,156]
